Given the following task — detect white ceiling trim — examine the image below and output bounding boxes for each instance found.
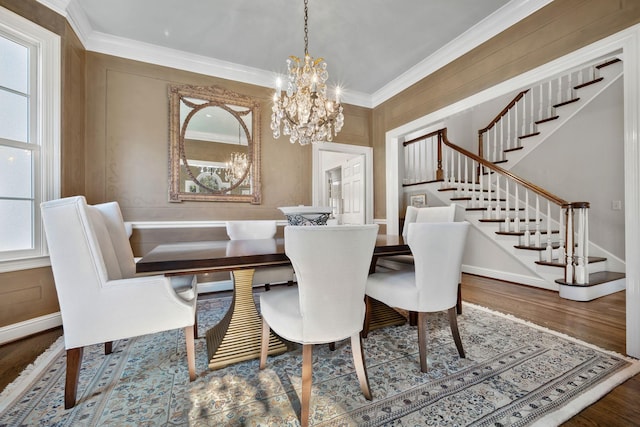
[371,0,554,106]
[36,0,551,108]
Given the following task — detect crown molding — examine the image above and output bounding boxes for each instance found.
[35,0,551,109]
[34,0,70,17]
[370,0,554,107]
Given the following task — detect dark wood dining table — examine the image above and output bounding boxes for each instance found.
[136,234,410,370]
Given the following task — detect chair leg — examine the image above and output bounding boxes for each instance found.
[448,307,465,358]
[350,333,372,400]
[259,318,270,369]
[361,296,372,338]
[194,310,199,339]
[104,341,113,355]
[417,312,428,373]
[185,325,196,381]
[65,347,83,409]
[456,283,462,314]
[301,344,313,427]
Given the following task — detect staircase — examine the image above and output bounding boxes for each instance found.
[400,58,626,301]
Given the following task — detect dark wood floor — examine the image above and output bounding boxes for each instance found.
[1,274,638,425]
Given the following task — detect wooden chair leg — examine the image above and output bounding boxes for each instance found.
[301,344,313,427]
[104,341,113,355]
[448,307,465,358]
[361,296,372,338]
[194,310,199,339]
[65,347,83,409]
[456,282,462,314]
[350,333,372,400]
[417,312,428,373]
[259,318,270,369]
[185,325,196,381]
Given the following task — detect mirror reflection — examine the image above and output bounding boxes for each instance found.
[169,85,261,203]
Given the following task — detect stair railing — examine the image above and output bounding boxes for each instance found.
[478,57,619,164]
[402,128,590,285]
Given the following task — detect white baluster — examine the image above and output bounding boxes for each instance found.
[494,175,501,219]
[507,108,512,151]
[464,156,469,197]
[520,95,526,136]
[486,171,493,219]
[478,164,484,207]
[545,200,553,262]
[534,195,541,247]
[523,190,531,246]
[470,160,477,208]
[441,147,448,188]
[456,152,462,197]
[537,84,544,122]
[504,179,510,231]
[556,76,562,106]
[514,185,520,232]
[449,146,455,189]
[547,81,553,117]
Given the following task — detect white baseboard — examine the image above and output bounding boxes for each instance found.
[0,312,62,345]
[462,265,558,291]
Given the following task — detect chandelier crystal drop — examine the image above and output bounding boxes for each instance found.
[270,0,344,145]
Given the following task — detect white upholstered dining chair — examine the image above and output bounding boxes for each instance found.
[225,220,295,290]
[41,196,197,409]
[365,221,469,373]
[259,224,379,427]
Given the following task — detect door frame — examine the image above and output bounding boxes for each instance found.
[312,142,373,224]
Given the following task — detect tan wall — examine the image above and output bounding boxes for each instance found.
[0,0,84,328]
[371,0,640,219]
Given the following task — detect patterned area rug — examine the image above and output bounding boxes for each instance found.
[1,297,639,426]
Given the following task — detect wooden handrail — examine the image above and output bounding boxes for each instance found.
[478,89,529,134]
[440,128,569,207]
[403,129,441,146]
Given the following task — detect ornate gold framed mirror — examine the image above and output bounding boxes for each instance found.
[168,84,261,203]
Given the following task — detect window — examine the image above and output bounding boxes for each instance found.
[0,7,60,271]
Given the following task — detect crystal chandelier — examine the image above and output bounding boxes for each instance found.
[270,0,344,145]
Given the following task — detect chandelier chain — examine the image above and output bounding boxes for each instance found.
[303,0,309,55]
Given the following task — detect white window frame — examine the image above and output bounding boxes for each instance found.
[0,7,60,272]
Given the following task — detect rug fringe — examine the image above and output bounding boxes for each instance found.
[0,335,65,413]
[462,301,640,362]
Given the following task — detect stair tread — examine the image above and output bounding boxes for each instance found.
[574,77,604,90]
[479,218,538,223]
[519,132,541,139]
[514,242,564,251]
[553,98,580,108]
[555,271,625,287]
[535,115,560,125]
[535,256,607,268]
[496,229,559,236]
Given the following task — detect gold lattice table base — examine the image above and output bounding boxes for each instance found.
[368,298,407,330]
[206,269,288,370]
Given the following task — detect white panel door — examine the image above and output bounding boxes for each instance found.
[341,155,365,224]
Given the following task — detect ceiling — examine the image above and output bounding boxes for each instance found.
[39,0,552,107]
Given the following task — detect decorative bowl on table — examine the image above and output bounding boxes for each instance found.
[278,206,333,226]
